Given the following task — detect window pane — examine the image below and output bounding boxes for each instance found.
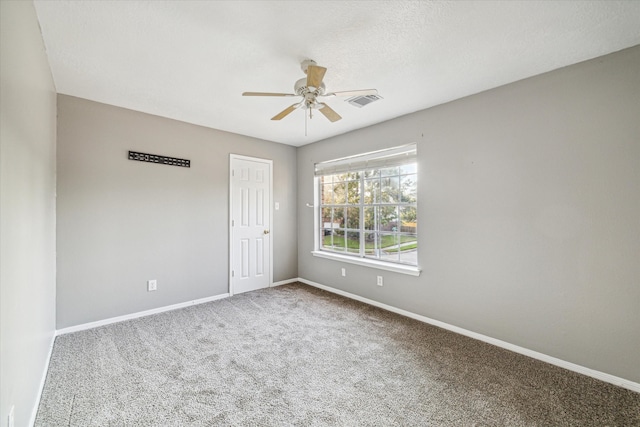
[379,233,398,250]
[400,206,417,233]
[400,163,417,174]
[380,176,400,203]
[364,232,377,255]
[346,231,360,253]
[400,233,417,245]
[321,230,332,249]
[321,207,332,228]
[364,169,379,178]
[401,174,417,203]
[399,234,418,264]
[378,206,398,232]
[379,233,399,262]
[347,180,360,204]
[346,207,359,229]
[322,184,333,204]
[346,171,360,180]
[332,229,346,252]
[333,182,346,204]
[381,167,398,177]
[332,207,345,228]
[364,207,375,231]
[364,179,379,204]
[322,227,343,251]
[364,232,383,259]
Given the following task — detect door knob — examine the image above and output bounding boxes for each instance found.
[264,230,270,235]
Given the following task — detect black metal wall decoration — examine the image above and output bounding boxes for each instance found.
[128,151,190,168]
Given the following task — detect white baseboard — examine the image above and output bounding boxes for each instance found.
[30,332,55,427]
[271,278,299,287]
[56,293,230,336]
[297,277,640,393]
[54,278,302,336]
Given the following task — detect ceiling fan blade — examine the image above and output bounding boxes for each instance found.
[319,103,342,122]
[323,89,378,98]
[243,92,296,97]
[271,103,301,121]
[306,65,327,89]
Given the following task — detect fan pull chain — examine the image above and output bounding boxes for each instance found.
[305,108,308,137]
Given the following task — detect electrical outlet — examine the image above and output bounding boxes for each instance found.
[8,405,14,427]
[341,268,346,277]
[377,276,383,286]
[147,280,157,291]
[275,202,280,210]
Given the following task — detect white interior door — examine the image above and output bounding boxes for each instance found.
[230,155,272,295]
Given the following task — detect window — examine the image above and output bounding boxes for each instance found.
[313,145,419,274]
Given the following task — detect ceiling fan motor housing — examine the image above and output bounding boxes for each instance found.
[294,77,326,109]
[294,77,326,95]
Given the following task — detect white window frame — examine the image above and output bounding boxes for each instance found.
[311,144,421,276]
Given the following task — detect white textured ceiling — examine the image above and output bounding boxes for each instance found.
[33,1,640,147]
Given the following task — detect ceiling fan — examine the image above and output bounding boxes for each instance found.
[242,59,378,123]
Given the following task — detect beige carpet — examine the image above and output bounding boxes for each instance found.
[36,283,639,426]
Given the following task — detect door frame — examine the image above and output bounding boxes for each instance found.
[228,154,273,296]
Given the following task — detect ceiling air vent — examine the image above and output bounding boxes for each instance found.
[346,94,383,108]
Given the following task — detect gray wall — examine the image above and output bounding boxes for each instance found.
[298,46,640,383]
[0,1,57,425]
[56,95,297,329]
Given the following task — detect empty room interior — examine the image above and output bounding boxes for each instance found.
[2,1,640,426]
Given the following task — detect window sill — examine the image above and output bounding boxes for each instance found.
[311,251,421,276]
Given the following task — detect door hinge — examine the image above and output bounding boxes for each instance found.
[232,270,235,277]
[232,169,235,177]
[232,220,234,226]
